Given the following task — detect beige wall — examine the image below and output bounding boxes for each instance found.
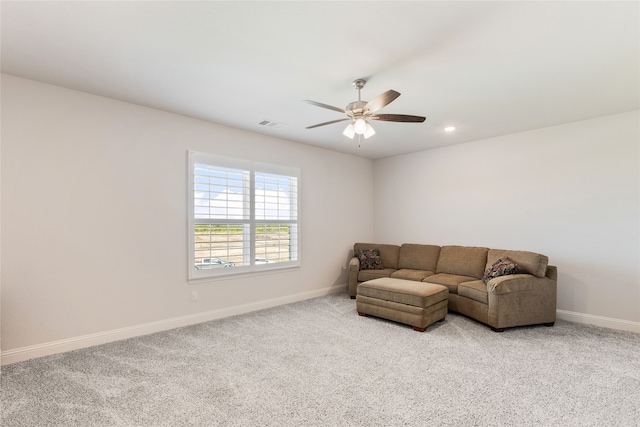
[374,110,640,329]
[0,75,374,362]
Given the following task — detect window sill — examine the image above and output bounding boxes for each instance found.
[188,263,300,285]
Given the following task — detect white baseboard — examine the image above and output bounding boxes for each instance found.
[556,309,640,333]
[1,284,346,366]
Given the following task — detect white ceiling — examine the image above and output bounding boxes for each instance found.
[2,1,638,159]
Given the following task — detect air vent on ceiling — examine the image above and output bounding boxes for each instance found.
[258,119,286,130]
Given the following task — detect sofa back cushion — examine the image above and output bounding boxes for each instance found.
[436,245,489,279]
[353,243,400,270]
[398,244,441,272]
[486,249,548,278]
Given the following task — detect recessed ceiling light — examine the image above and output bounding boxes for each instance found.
[444,126,456,132]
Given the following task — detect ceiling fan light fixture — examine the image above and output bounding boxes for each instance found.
[343,123,356,139]
[354,118,368,134]
[363,122,376,139]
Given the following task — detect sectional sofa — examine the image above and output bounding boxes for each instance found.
[349,243,557,331]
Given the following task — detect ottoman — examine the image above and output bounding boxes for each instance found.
[356,277,449,332]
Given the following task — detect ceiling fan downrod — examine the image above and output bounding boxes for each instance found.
[353,79,366,102]
[346,79,368,115]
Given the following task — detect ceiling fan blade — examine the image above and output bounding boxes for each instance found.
[303,100,346,114]
[306,118,350,129]
[371,114,426,123]
[363,90,401,114]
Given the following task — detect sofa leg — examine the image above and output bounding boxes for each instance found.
[543,322,555,327]
[350,296,356,300]
[438,317,446,322]
[413,326,427,332]
[357,311,366,317]
[491,327,505,332]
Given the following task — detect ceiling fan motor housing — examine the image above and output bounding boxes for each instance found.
[346,101,367,118]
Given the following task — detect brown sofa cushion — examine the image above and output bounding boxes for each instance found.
[357,277,448,308]
[391,269,435,281]
[358,268,396,282]
[458,280,488,304]
[424,273,477,295]
[354,243,400,270]
[486,249,548,278]
[436,246,489,278]
[398,244,441,271]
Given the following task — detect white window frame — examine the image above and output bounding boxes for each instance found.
[188,151,300,280]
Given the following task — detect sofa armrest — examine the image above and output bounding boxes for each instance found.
[487,273,557,329]
[348,257,360,297]
[487,274,537,293]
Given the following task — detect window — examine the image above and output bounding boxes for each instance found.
[188,152,299,279]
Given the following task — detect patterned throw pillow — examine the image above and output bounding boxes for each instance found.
[354,249,384,270]
[482,257,518,284]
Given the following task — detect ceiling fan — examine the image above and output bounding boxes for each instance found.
[304,79,426,146]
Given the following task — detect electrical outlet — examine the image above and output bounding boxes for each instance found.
[191,291,198,302]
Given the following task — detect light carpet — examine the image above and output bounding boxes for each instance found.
[2,294,639,426]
